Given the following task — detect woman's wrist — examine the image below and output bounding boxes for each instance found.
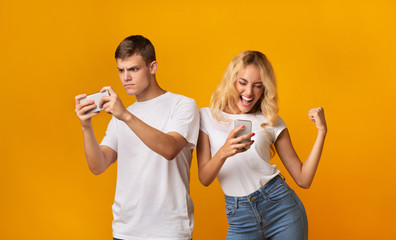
[216,148,229,163]
[318,128,327,137]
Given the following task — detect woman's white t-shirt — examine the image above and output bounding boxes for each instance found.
[200,107,287,197]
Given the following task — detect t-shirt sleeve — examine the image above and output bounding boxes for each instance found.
[272,116,287,144]
[167,98,200,149]
[199,108,210,135]
[100,116,118,152]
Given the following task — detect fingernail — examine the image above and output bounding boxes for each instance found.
[241,125,245,128]
[252,133,255,136]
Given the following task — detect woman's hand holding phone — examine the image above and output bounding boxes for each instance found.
[217,120,255,159]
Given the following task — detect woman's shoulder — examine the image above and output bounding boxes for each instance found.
[249,112,285,126]
[199,107,213,119]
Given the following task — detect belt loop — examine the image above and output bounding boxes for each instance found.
[258,185,265,195]
[259,185,268,200]
[234,197,238,209]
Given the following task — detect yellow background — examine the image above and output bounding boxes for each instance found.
[1,0,395,239]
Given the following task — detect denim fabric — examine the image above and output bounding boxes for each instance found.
[113,238,123,240]
[224,175,308,240]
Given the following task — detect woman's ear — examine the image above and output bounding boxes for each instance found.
[150,61,158,74]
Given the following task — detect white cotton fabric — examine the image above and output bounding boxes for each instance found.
[199,107,287,197]
[101,92,199,240]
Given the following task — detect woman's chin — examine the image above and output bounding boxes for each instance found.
[237,104,253,114]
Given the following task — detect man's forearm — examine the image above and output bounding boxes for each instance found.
[82,126,109,174]
[122,112,185,160]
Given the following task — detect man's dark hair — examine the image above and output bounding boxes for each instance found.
[115,35,156,66]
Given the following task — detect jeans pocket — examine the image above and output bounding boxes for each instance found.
[267,182,292,203]
[225,203,236,217]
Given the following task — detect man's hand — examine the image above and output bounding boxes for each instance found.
[75,94,100,128]
[99,86,130,122]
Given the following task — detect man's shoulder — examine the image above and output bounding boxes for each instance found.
[165,92,198,108]
[166,92,196,102]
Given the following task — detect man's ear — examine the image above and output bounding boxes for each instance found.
[150,61,158,74]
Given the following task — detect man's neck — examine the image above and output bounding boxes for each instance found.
[135,80,166,102]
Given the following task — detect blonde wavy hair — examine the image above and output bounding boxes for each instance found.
[210,51,280,157]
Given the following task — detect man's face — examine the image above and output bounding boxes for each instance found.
[116,54,155,97]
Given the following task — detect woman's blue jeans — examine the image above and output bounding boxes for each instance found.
[224,175,308,240]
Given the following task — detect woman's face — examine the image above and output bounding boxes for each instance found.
[234,64,264,114]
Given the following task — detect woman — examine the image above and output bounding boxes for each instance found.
[197,51,327,240]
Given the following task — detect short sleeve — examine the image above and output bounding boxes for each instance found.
[100,116,118,152]
[166,98,200,149]
[271,117,287,143]
[199,108,210,135]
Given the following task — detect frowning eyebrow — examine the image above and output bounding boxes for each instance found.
[117,66,139,70]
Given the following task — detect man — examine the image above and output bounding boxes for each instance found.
[75,35,199,240]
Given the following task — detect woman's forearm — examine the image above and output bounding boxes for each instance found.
[300,130,327,188]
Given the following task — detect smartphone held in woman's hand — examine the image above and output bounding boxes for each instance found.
[233,119,252,143]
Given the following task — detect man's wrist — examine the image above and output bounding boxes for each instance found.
[121,110,133,123]
[81,123,93,132]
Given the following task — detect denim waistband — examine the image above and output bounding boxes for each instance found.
[224,174,285,205]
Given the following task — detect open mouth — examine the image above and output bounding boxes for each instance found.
[240,96,253,106]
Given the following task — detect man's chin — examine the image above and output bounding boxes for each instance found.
[125,89,138,96]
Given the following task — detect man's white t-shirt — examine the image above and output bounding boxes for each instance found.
[101,92,199,240]
[199,107,287,197]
